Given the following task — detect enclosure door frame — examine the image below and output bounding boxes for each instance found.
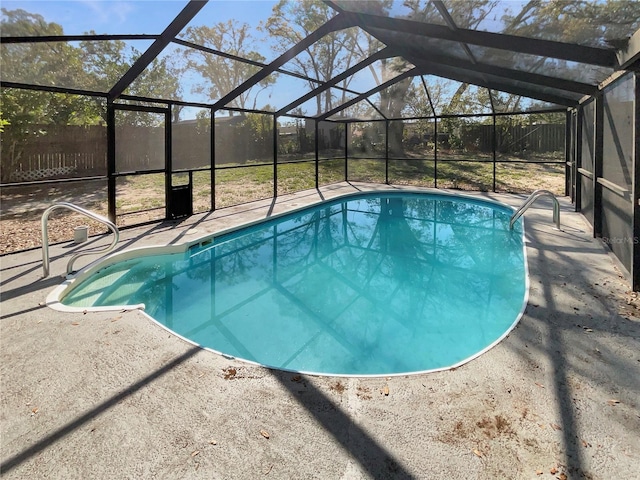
[107,102,172,223]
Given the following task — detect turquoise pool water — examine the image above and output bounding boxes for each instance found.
[62,192,527,376]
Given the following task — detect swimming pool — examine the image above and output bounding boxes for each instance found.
[52,191,528,376]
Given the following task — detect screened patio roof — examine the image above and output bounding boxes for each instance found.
[2,0,639,118]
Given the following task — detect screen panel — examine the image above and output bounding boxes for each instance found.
[437,161,493,191]
[214,165,273,209]
[601,188,633,273]
[115,173,165,226]
[0,178,108,254]
[214,111,273,166]
[348,121,386,159]
[172,107,211,171]
[277,117,315,163]
[602,74,634,192]
[388,159,434,187]
[193,170,212,214]
[115,110,165,173]
[580,174,594,225]
[581,101,596,173]
[277,162,316,196]
[1,89,107,183]
[318,121,345,159]
[347,158,385,183]
[318,158,344,186]
[496,163,564,195]
[388,119,435,160]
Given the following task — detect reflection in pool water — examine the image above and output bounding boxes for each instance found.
[62,192,527,376]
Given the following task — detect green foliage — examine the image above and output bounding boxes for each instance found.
[0,8,181,181]
[263,0,376,116]
[1,9,180,127]
[182,20,270,109]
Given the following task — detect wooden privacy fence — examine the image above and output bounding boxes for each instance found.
[1,125,108,182]
[459,123,565,153]
[0,121,565,183]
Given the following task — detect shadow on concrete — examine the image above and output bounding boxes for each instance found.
[0,276,64,303]
[506,219,640,478]
[0,347,201,474]
[0,303,47,320]
[271,370,416,479]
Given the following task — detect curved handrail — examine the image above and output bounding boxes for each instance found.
[42,202,119,277]
[509,189,560,230]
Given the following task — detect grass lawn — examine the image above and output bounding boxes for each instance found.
[0,153,565,254]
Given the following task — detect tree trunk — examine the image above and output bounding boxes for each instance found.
[379,76,412,156]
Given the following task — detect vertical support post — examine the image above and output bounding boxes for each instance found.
[273,115,278,198]
[492,113,497,192]
[107,102,116,222]
[211,108,216,211]
[564,109,571,197]
[632,72,640,291]
[488,88,497,192]
[594,92,604,238]
[434,117,438,188]
[165,107,172,221]
[385,119,390,184]
[421,75,437,188]
[344,122,349,182]
[315,120,319,189]
[575,106,583,212]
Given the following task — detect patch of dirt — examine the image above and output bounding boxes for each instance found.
[0,164,564,255]
[329,380,346,394]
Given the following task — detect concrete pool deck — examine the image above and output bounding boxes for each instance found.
[1,182,639,479]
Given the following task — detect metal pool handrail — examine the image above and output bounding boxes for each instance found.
[42,202,119,277]
[509,189,560,230]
